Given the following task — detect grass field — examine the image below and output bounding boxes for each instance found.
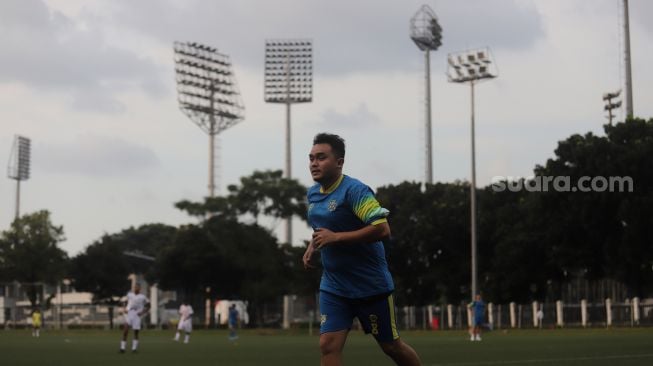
[2,328,652,366]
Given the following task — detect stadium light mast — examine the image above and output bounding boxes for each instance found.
[447,47,498,300]
[622,0,634,118]
[264,39,313,245]
[174,41,245,198]
[410,4,442,184]
[603,90,622,126]
[7,135,31,221]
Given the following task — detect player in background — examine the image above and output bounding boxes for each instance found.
[228,304,239,342]
[31,308,41,337]
[303,133,422,366]
[119,283,150,353]
[174,300,194,344]
[468,293,486,341]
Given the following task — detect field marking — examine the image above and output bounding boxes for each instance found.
[429,353,653,366]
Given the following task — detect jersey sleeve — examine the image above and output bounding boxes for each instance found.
[347,182,389,225]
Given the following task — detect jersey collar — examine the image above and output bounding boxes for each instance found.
[320,174,344,194]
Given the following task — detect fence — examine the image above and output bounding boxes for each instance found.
[3,297,653,330]
[280,295,653,331]
[391,298,653,330]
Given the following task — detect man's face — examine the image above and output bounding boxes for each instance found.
[134,285,140,294]
[309,143,343,183]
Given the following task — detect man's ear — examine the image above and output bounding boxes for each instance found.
[337,158,344,167]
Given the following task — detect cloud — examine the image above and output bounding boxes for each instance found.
[97,0,544,75]
[318,103,381,130]
[0,0,167,113]
[631,0,653,34]
[35,135,159,177]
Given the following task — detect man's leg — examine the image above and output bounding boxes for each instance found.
[379,339,421,366]
[132,329,140,352]
[174,322,182,341]
[120,324,129,352]
[320,329,349,366]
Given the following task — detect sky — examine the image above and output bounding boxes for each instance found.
[1,0,651,256]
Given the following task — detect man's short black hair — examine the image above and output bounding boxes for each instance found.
[313,133,345,159]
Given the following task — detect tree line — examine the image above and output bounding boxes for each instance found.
[1,118,651,324]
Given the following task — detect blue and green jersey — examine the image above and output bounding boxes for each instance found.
[307,175,394,299]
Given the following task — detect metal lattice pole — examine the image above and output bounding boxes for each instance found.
[265,39,313,245]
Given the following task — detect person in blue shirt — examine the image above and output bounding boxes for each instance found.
[303,133,422,366]
[228,304,239,341]
[468,294,486,341]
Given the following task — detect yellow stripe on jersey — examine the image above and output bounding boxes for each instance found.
[388,294,400,340]
[371,218,388,226]
[353,196,388,224]
[320,174,344,194]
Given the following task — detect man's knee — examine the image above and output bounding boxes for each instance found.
[379,339,404,356]
[320,333,344,355]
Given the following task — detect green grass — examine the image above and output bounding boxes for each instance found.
[2,328,653,365]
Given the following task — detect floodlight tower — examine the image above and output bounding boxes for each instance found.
[7,135,31,220]
[447,47,498,300]
[603,90,622,126]
[410,5,442,184]
[264,39,313,245]
[174,41,245,198]
[622,0,633,118]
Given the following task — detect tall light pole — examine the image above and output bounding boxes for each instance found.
[7,135,31,221]
[410,5,442,184]
[447,48,498,300]
[603,90,622,126]
[264,39,313,245]
[622,0,634,118]
[174,41,245,198]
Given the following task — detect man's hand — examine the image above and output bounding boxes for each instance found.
[312,228,340,249]
[302,241,317,269]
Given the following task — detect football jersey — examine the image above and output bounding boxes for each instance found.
[179,304,194,321]
[126,292,149,313]
[471,300,485,317]
[307,174,394,299]
[228,307,238,324]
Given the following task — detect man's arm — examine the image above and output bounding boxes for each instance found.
[303,241,318,269]
[139,301,151,316]
[312,222,391,249]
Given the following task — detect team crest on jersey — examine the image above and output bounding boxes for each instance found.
[320,314,327,326]
[327,199,337,212]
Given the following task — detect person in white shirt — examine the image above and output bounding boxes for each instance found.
[174,300,194,344]
[119,284,150,353]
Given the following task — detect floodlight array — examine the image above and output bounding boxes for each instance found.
[264,39,313,103]
[410,5,442,51]
[174,41,245,135]
[7,135,30,181]
[447,48,498,83]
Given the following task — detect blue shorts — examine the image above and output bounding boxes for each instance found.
[473,316,484,326]
[319,290,400,343]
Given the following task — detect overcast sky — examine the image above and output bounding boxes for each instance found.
[1,0,651,255]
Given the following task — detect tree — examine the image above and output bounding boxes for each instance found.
[532,117,653,298]
[154,217,289,326]
[175,170,308,230]
[0,210,68,308]
[70,224,176,303]
[377,181,472,305]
